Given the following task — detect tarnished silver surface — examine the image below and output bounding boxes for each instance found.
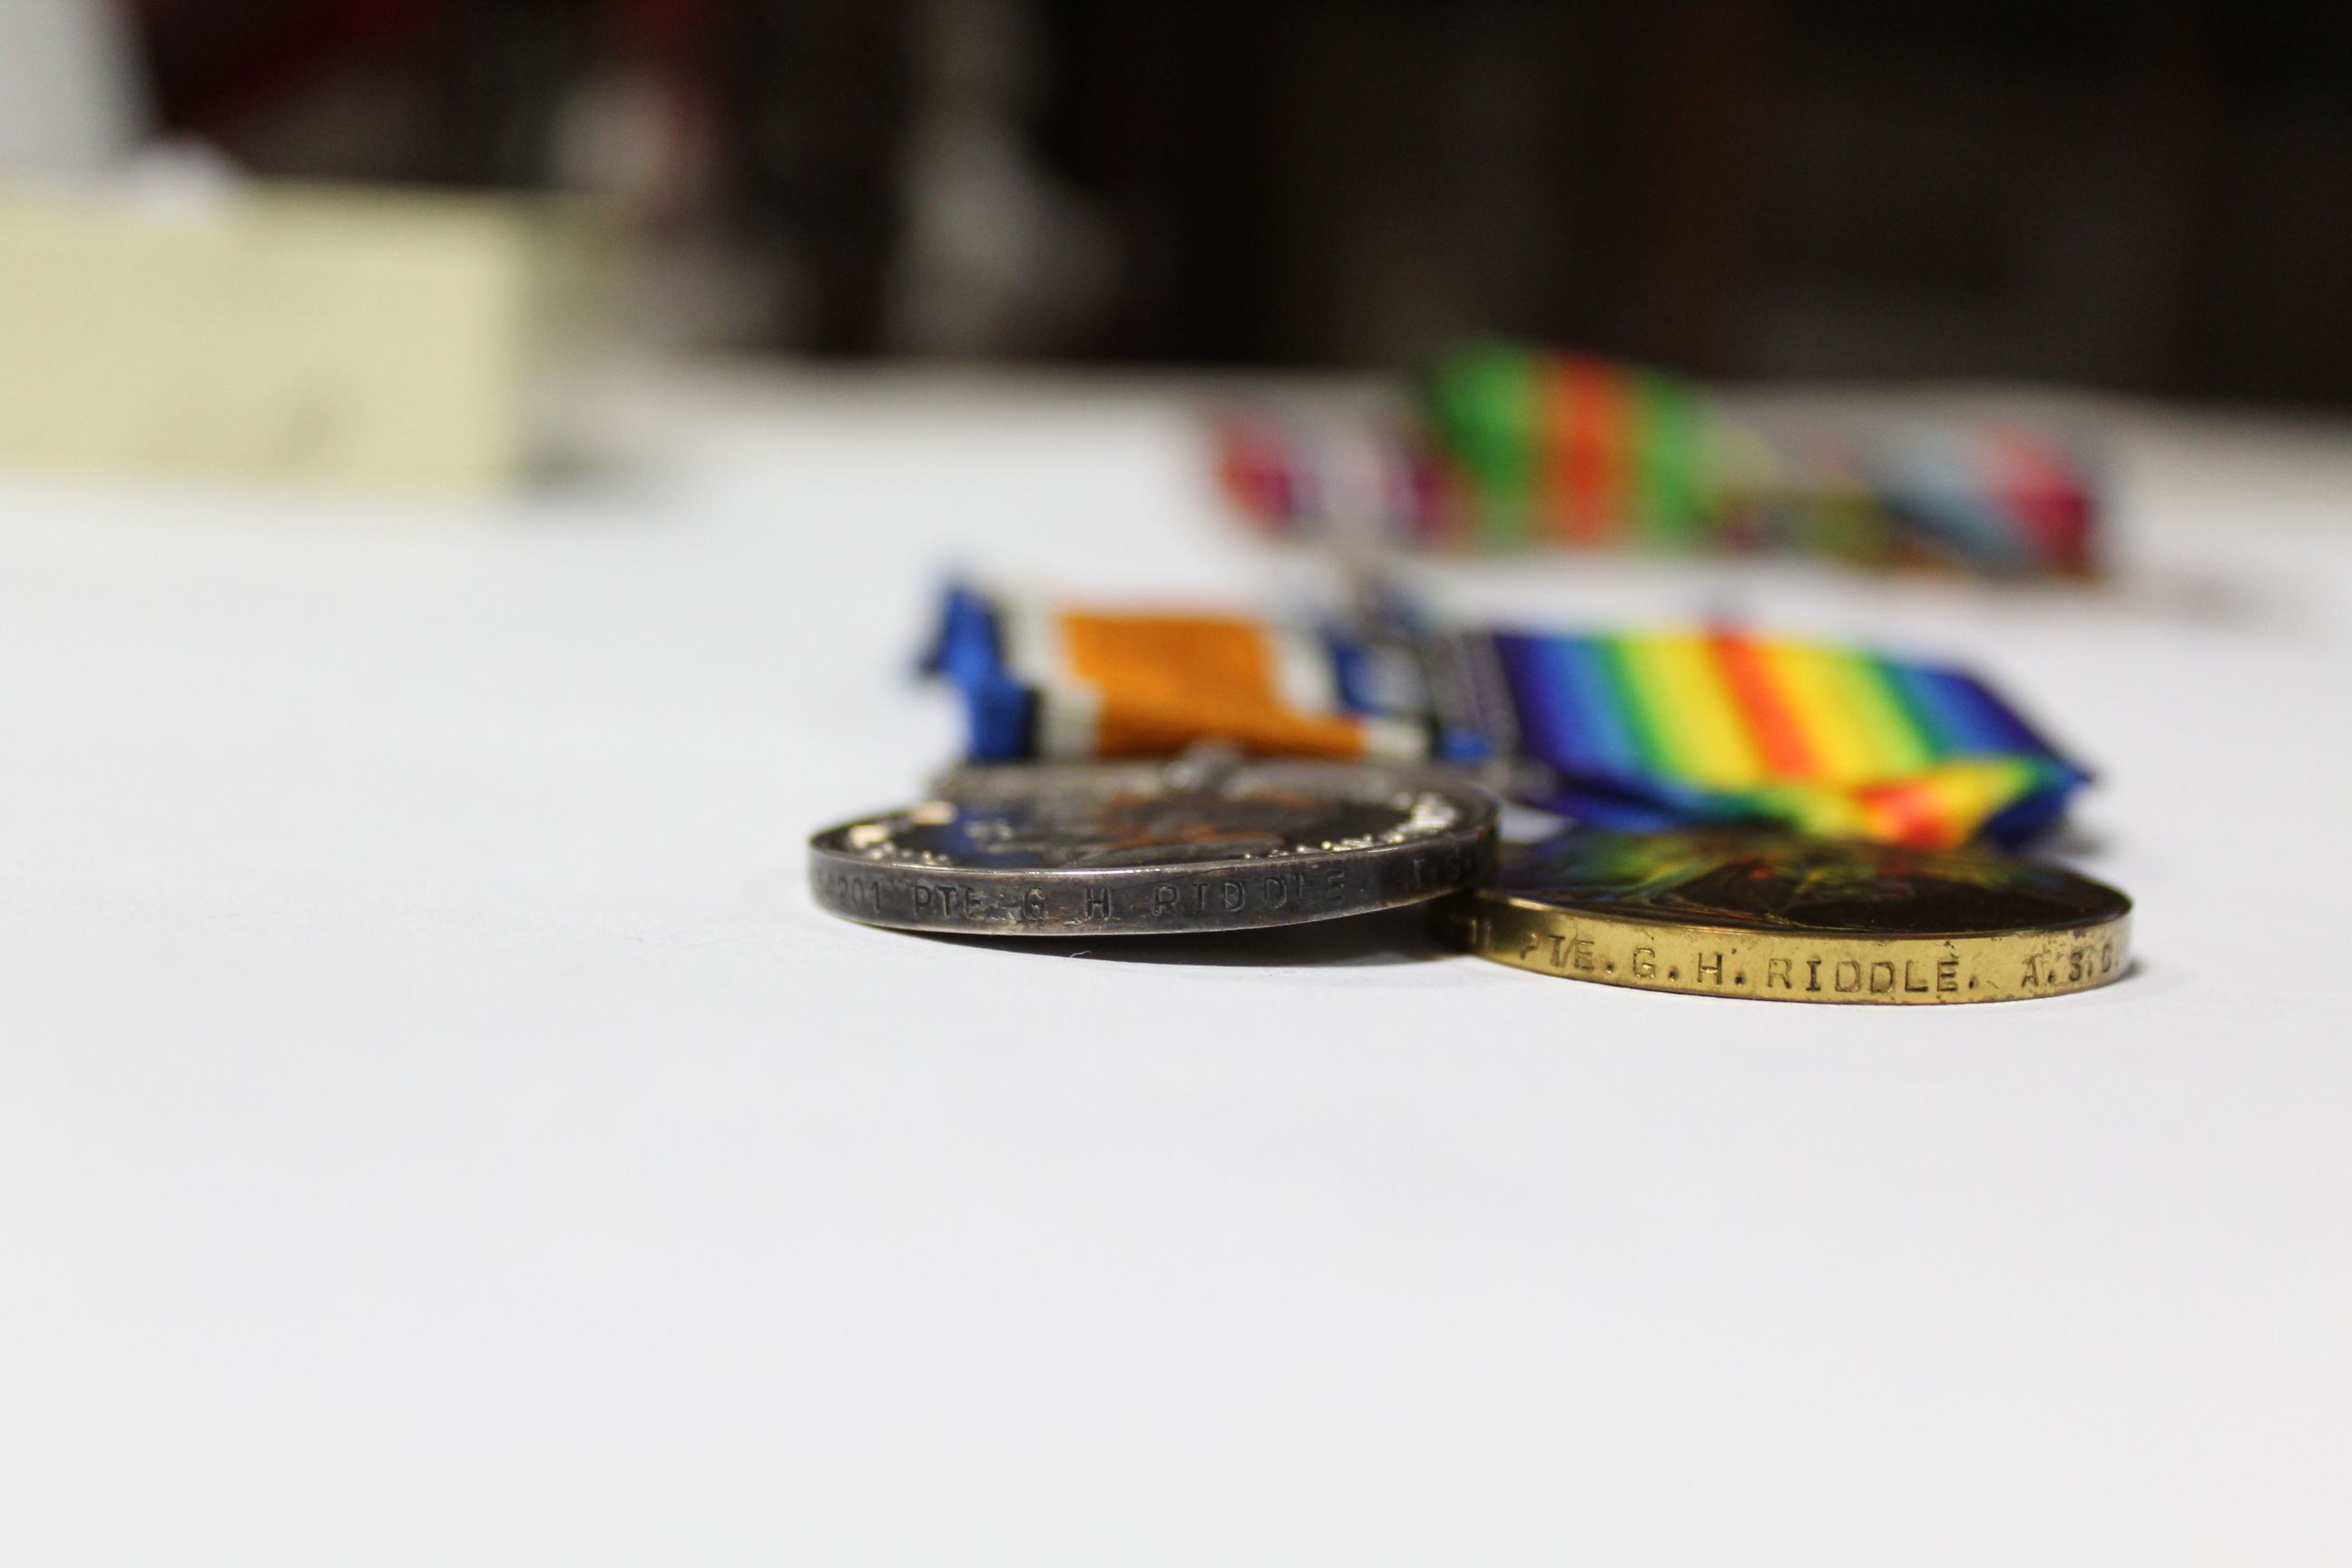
[811,759,1497,936]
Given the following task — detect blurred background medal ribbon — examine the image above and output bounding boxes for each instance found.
[926,587,2086,849]
[1220,339,2101,580]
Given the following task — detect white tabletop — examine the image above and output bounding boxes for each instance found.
[1,364,2346,1564]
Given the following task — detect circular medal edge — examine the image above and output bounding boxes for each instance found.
[1436,892,2132,1004]
[810,820,1498,936]
[808,766,1500,937]
[1466,879,2132,942]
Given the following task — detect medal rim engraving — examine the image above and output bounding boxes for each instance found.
[810,761,1500,936]
[1438,829,2132,1004]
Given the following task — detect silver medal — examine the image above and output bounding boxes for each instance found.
[810,758,1497,936]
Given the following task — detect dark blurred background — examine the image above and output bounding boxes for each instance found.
[133,0,2352,401]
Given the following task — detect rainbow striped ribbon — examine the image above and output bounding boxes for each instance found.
[1487,627,2083,847]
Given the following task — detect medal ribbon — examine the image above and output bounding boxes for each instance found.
[1221,339,2100,578]
[1485,626,2083,848]
[927,588,2084,848]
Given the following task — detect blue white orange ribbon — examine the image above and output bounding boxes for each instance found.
[926,585,1426,765]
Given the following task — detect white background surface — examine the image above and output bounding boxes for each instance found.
[0,366,2347,1564]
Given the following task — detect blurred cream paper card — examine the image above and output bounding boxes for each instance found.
[0,0,146,173]
[0,177,583,490]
